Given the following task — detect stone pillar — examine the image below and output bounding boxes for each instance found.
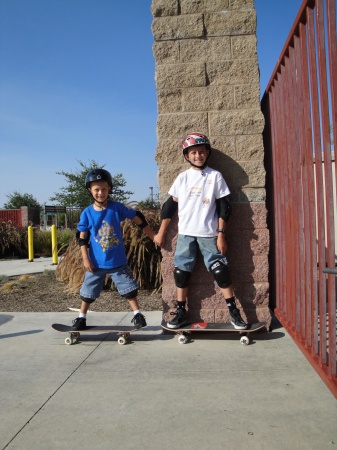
[20,206,40,227]
[152,0,271,327]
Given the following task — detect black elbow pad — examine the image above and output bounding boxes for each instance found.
[216,196,232,222]
[135,210,148,229]
[161,196,178,220]
[76,230,90,247]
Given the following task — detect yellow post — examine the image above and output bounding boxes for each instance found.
[51,225,58,265]
[28,225,34,262]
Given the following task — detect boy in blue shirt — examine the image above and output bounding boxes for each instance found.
[72,168,155,331]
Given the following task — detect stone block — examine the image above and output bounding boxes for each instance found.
[207,59,259,85]
[180,0,230,14]
[157,89,182,113]
[230,0,255,10]
[182,86,235,111]
[153,41,180,64]
[228,203,268,229]
[239,161,266,187]
[235,84,260,108]
[151,0,178,17]
[209,109,265,135]
[209,135,237,159]
[152,15,204,41]
[180,37,231,62]
[231,35,257,59]
[156,112,208,139]
[204,10,256,36]
[240,188,266,202]
[236,134,264,161]
[155,63,206,89]
[241,282,270,307]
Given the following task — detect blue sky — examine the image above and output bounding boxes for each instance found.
[0,0,303,207]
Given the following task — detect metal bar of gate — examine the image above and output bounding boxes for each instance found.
[262,0,337,398]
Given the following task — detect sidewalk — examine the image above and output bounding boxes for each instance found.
[0,257,58,277]
[0,259,336,449]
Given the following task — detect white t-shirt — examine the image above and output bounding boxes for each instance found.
[168,166,230,237]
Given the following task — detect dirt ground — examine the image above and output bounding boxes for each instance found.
[0,271,163,313]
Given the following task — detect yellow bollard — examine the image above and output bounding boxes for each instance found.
[28,225,34,262]
[51,225,58,265]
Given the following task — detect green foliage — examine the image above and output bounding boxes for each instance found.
[3,191,41,209]
[49,159,133,208]
[0,223,75,259]
[137,197,160,210]
[34,229,76,256]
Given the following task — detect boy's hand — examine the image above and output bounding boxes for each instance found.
[82,257,95,272]
[217,234,227,255]
[154,232,164,247]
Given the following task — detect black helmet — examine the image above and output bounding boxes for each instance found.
[85,169,113,189]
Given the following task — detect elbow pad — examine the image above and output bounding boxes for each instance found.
[215,196,232,222]
[135,210,148,229]
[76,230,89,247]
[161,196,178,220]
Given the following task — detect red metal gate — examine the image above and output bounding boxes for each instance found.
[262,0,337,398]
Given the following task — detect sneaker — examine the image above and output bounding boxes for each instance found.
[132,313,147,329]
[167,308,187,329]
[72,317,86,330]
[229,308,247,330]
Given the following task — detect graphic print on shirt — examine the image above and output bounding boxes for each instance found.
[94,220,119,252]
[188,186,202,198]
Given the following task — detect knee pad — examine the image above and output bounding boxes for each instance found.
[173,267,191,288]
[210,260,232,288]
[122,289,138,300]
[80,296,96,304]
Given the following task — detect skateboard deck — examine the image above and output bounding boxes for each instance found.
[52,323,139,345]
[161,320,266,345]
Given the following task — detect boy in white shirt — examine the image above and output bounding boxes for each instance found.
[154,132,247,330]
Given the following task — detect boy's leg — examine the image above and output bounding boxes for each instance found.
[167,235,198,328]
[198,238,247,330]
[72,269,105,330]
[110,265,147,328]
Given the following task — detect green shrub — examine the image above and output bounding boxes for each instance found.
[34,229,76,256]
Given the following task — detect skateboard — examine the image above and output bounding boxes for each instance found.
[52,323,139,345]
[161,320,266,345]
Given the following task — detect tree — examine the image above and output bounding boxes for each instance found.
[137,197,160,210]
[49,160,134,208]
[3,191,41,209]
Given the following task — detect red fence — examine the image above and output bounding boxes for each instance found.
[0,209,22,226]
[262,0,337,398]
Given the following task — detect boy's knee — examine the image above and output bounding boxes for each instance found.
[210,261,232,288]
[174,267,191,288]
[80,296,96,304]
[122,289,138,300]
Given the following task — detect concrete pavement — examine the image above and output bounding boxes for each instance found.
[0,257,58,277]
[0,258,336,449]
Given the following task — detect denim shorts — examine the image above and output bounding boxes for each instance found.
[174,234,229,272]
[80,264,138,299]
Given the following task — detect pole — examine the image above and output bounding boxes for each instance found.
[28,225,34,262]
[51,224,58,265]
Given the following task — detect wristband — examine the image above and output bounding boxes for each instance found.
[216,229,225,234]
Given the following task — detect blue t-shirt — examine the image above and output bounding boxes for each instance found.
[77,201,136,269]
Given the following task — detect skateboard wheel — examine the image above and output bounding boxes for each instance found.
[65,337,73,345]
[118,336,127,345]
[178,335,188,344]
[240,336,250,346]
